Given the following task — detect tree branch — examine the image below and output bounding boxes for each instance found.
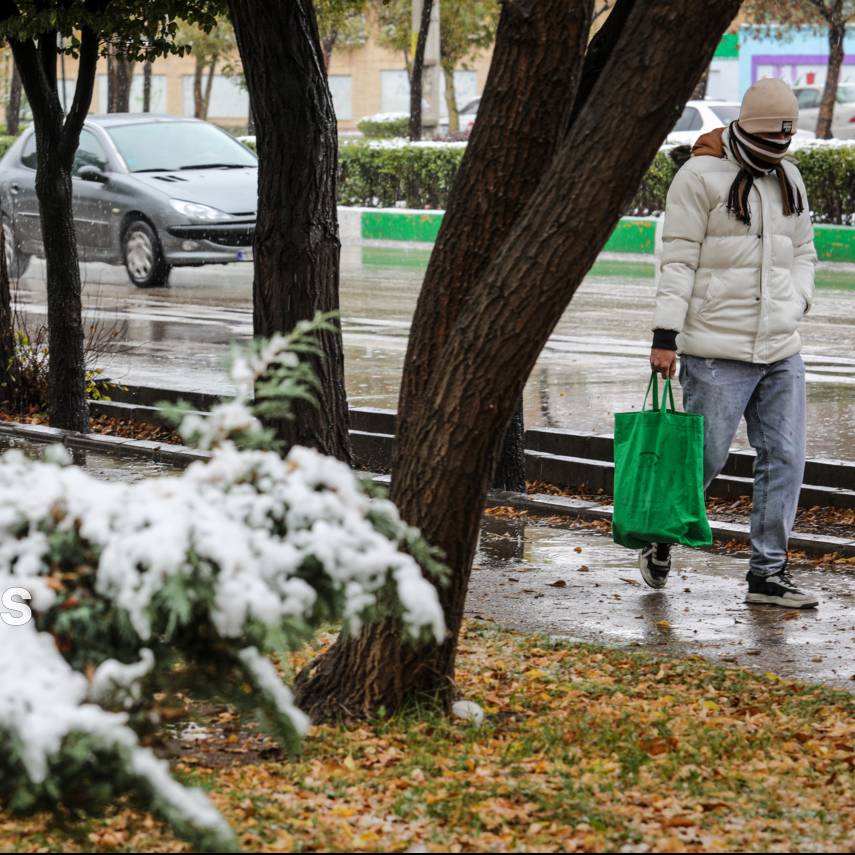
[564,0,635,134]
[60,25,99,163]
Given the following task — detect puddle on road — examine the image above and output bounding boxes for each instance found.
[472,515,855,692]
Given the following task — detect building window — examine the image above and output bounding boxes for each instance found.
[329,75,353,120]
[182,75,250,119]
[95,74,167,113]
[380,69,410,114]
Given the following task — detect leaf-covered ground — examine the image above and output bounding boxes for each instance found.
[3,620,855,852]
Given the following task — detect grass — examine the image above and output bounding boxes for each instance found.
[2,620,854,852]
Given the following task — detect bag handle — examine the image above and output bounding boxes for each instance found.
[643,371,677,413]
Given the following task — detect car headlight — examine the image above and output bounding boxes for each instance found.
[169,199,233,221]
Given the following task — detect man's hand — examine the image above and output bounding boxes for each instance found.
[650,348,677,378]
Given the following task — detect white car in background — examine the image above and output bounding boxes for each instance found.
[666,99,816,148]
[794,84,855,139]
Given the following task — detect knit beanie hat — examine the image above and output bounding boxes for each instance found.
[738,77,799,135]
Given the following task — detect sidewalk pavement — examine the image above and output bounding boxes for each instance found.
[469,515,855,693]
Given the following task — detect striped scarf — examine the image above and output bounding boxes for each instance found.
[727,121,804,226]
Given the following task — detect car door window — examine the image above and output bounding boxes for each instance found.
[673,107,701,132]
[20,134,37,170]
[73,130,108,176]
[796,89,820,109]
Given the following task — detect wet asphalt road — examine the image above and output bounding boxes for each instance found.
[10,247,855,461]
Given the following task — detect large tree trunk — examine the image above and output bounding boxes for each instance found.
[409,0,434,141]
[228,0,352,462]
[442,62,458,133]
[11,30,98,433]
[6,61,22,136]
[691,63,710,100]
[816,19,845,140]
[295,0,741,722]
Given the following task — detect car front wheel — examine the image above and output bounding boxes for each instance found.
[2,219,31,280]
[122,219,170,288]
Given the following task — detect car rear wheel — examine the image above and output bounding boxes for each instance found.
[122,219,170,288]
[2,220,31,280]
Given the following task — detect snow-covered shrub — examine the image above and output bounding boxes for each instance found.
[0,622,236,852]
[0,314,446,847]
[356,112,409,139]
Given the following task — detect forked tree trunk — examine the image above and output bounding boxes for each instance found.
[10,30,98,432]
[6,62,22,135]
[295,0,742,721]
[228,0,352,462]
[409,0,434,141]
[816,20,845,140]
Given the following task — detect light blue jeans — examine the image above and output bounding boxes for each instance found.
[679,353,806,577]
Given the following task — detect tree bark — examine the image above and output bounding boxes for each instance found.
[6,60,21,135]
[10,29,98,432]
[228,0,352,463]
[441,61,459,134]
[409,0,434,141]
[295,0,741,722]
[816,19,845,140]
[142,61,152,112]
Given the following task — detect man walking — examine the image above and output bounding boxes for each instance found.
[643,78,818,608]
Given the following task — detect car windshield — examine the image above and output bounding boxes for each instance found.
[106,121,258,172]
[710,105,740,124]
[837,85,855,104]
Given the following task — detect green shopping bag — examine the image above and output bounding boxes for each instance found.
[612,372,712,549]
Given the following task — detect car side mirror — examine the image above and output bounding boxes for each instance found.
[77,165,108,183]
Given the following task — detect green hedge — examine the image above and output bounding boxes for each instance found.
[356,114,409,139]
[793,144,855,226]
[337,141,855,225]
[339,142,466,209]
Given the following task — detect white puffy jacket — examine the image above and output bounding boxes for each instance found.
[653,130,817,364]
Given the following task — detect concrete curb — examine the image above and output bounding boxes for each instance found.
[0,419,851,559]
[338,205,855,264]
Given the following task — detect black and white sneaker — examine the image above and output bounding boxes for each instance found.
[638,543,671,589]
[745,566,818,609]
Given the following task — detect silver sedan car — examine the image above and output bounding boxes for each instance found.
[0,114,258,287]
